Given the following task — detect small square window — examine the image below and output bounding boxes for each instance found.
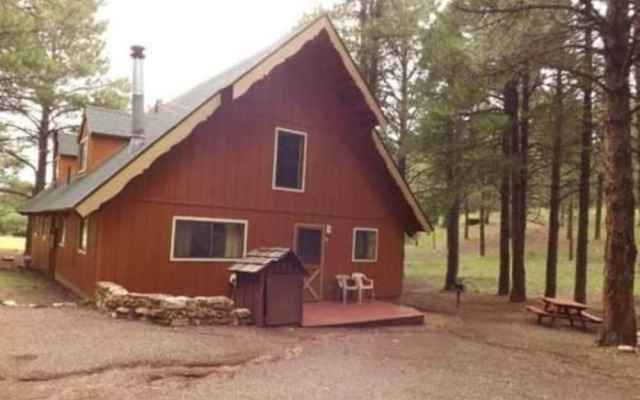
[353,228,378,262]
[273,129,306,191]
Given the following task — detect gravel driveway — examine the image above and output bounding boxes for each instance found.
[1,302,638,400]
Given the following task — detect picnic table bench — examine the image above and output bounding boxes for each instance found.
[525,297,602,329]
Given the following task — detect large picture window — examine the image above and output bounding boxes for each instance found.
[352,228,378,262]
[171,217,247,261]
[273,128,306,191]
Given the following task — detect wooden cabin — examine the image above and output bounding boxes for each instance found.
[21,16,431,300]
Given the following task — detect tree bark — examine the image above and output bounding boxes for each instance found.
[599,0,637,347]
[594,173,603,240]
[545,70,564,299]
[479,204,486,257]
[511,67,529,303]
[464,198,470,240]
[574,19,593,304]
[444,195,461,291]
[567,197,574,261]
[26,104,51,255]
[499,79,516,296]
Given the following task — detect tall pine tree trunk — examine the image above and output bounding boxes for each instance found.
[567,198,574,261]
[574,18,593,304]
[511,67,530,303]
[545,71,563,298]
[479,204,486,257]
[599,0,637,347]
[26,105,51,255]
[499,79,517,296]
[444,195,461,291]
[595,173,603,240]
[464,199,470,240]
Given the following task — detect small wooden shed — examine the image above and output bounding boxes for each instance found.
[229,247,307,327]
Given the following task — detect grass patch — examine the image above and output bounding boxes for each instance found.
[0,236,25,253]
[405,213,640,302]
[0,271,43,290]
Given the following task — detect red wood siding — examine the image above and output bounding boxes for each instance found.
[88,135,127,171]
[53,212,99,296]
[28,212,98,297]
[91,35,414,300]
[56,156,78,187]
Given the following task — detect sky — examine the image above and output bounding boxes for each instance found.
[100,0,339,107]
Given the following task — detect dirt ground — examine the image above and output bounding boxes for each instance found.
[0,274,638,400]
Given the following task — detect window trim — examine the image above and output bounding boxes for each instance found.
[78,216,89,255]
[78,137,89,173]
[169,216,249,262]
[352,227,379,263]
[271,127,307,193]
[58,217,66,247]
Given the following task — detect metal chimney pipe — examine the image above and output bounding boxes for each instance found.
[131,45,145,145]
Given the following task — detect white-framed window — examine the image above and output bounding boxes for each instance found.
[272,128,307,192]
[170,216,248,262]
[58,216,66,247]
[78,137,88,172]
[78,216,89,254]
[352,228,378,262]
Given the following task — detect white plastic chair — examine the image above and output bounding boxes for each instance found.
[336,274,358,305]
[352,272,375,303]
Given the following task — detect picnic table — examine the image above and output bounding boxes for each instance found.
[525,297,602,329]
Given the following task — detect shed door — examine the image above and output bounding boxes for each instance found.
[265,274,302,326]
[294,225,324,302]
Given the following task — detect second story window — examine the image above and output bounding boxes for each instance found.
[78,138,88,172]
[273,128,306,192]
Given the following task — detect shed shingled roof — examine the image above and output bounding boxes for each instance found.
[58,133,79,157]
[229,248,306,274]
[19,16,431,233]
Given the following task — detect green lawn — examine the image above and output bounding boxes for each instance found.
[0,236,25,253]
[405,212,640,302]
[0,271,42,290]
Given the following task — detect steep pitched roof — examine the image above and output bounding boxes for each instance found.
[58,134,78,157]
[84,106,133,138]
[20,16,431,232]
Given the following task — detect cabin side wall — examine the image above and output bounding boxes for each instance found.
[53,212,99,297]
[28,215,52,271]
[27,212,98,297]
[94,35,414,299]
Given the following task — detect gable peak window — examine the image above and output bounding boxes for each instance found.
[273,128,306,192]
[353,228,378,262]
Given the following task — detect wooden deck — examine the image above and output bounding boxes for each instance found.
[302,301,424,328]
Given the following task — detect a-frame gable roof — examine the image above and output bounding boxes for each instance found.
[20,15,431,233]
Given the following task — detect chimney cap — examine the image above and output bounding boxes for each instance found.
[131,45,145,59]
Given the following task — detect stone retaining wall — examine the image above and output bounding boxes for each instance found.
[95,281,251,326]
